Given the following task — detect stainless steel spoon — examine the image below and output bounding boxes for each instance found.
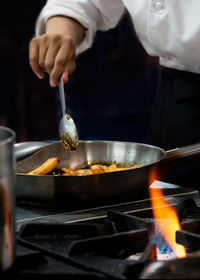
[58,78,79,151]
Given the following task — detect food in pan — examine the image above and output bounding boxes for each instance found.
[28,158,59,175]
[27,158,142,176]
[61,167,93,176]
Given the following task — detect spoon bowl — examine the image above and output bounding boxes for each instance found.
[58,79,79,151]
[59,114,79,151]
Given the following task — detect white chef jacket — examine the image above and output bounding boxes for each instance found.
[36,0,200,74]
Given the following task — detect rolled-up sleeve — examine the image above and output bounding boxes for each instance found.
[36,0,125,54]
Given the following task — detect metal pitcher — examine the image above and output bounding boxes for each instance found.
[0,126,15,270]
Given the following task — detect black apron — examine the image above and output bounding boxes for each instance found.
[148,67,200,189]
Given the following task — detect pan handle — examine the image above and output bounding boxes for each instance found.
[165,142,200,161]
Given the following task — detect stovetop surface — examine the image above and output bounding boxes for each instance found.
[16,181,199,232]
[3,180,200,279]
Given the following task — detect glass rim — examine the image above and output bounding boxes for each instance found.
[0,126,16,145]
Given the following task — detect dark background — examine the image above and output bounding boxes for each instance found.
[0,1,160,143]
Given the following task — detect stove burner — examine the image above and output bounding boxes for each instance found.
[176,219,200,252]
[177,198,200,220]
[6,245,104,279]
[12,185,200,279]
[17,212,155,279]
[140,255,200,279]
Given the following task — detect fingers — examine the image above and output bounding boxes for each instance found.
[29,34,76,87]
[42,39,60,75]
[49,44,76,87]
[29,38,45,79]
[38,39,49,71]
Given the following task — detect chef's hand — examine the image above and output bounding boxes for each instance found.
[29,16,85,87]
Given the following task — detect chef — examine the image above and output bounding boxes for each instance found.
[29,0,200,188]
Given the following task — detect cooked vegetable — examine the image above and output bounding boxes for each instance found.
[61,163,142,176]
[28,158,59,175]
[62,168,93,176]
[27,158,142,176]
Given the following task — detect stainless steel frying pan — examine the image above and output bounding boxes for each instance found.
[15,141,200,204]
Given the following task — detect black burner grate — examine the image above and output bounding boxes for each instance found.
[15,210,159,279]
[8,189,200,279]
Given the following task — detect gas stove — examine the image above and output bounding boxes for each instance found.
[4,181,200,279]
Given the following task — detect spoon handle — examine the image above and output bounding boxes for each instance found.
[58,78,67,115]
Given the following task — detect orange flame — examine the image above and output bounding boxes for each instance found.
[149,166,186,258]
